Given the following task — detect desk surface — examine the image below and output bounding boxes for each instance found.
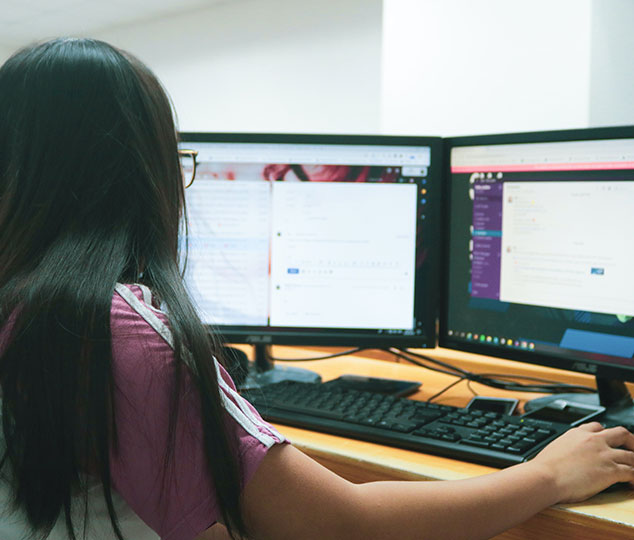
[264,347,634,540]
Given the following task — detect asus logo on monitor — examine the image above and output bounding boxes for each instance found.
[246,335,273,344]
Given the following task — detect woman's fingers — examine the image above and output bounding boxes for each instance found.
[611,448,634,467]
[578,422,634,451]
[579,421,605,433]
[602,426,634,451]
[614,462,634,483]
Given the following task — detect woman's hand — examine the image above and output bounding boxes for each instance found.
[531,422,634,503]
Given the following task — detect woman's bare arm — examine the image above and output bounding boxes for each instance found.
[237,423,634,540]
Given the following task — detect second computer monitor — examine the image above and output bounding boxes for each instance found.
[178,133,442,349]
[441,127,634,415]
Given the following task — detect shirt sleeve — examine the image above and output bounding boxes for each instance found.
[108,286,286,540]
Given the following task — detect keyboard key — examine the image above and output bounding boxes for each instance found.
[534,429,553,441]
[392,422,419,433]
[413,410,444,423]
[463,439,491,448]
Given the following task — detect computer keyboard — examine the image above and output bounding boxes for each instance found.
[242,380,570,468]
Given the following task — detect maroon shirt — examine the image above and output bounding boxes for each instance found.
[0,284,285,540]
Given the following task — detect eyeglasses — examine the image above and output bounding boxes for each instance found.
[178,149,198,188]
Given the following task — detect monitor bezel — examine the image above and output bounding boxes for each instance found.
[439,125,634,383]
[179,131,443,349]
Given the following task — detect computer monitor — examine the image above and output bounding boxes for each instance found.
[441,126,634,424]
[178,133,442,387]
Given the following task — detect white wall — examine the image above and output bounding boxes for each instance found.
[95,0,382,134]
[5,0,630,136]
[381,0,592,136]
[589,0,634,127]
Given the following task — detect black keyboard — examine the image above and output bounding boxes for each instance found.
[243,380,570,468]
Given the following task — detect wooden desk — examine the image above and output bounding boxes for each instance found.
[265,347,634,540]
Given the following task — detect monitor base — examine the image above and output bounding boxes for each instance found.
[524,378,634,427]
[524,392,603,411]
[240,363,322,391]
[230,344,322,391]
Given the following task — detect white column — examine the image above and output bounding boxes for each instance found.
[381,0,592,136]
[589,0,634,127]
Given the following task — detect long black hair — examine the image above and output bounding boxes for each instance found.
[0,38,246,539]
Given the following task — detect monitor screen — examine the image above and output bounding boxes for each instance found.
[178,133,442,348]
[441,127,634,386]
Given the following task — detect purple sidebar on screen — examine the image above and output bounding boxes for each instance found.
[471,181,503,299]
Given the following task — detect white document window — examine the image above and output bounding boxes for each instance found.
[499,181,634,317]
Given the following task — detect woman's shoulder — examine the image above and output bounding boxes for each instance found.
[111,283,169,332]
[112,283,164,316]
[110,283,175,374]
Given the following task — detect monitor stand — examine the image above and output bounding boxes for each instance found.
[233,344,321,391]
[524,376,634,426]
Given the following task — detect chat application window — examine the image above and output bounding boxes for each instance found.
[499,181,634,317]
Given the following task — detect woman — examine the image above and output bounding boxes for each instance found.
[0,38,633,540]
